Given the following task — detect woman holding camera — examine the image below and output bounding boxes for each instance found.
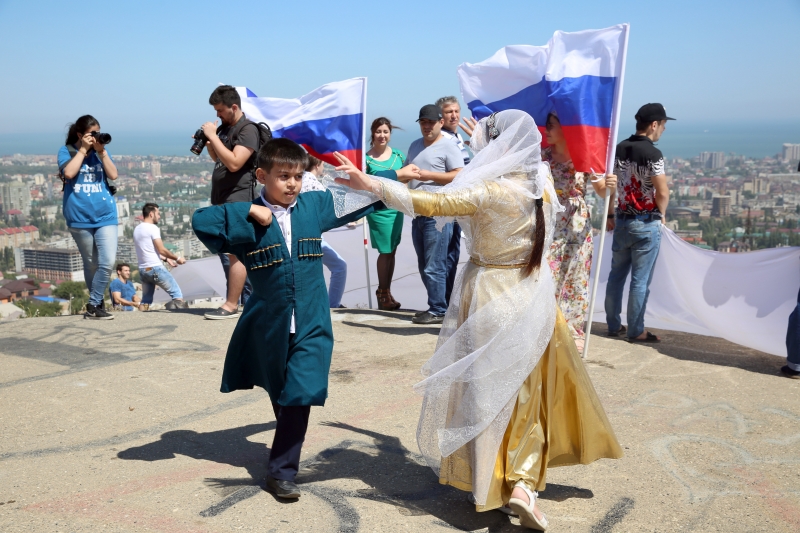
[58,114,119,320]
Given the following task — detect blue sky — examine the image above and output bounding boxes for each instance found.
[0,0,798,155]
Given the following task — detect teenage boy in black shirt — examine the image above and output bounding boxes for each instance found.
[604,103,673,343]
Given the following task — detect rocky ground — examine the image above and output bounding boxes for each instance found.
[0,309,798,532]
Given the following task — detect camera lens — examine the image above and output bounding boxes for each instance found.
[190,128,207,155]
[90,131,112,145]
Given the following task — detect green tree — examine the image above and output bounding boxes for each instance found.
[14,299,64,318]
[53,281,88,314]
[0,247,14,271]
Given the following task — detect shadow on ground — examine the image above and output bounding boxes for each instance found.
[117,421,594,532]
[589,322,784,377]
[144,308,215,317]
[117,423,275,496]
[341,321,441,337]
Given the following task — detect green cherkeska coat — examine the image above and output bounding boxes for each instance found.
[192,192,380,406]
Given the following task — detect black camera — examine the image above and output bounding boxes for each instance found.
[190,129,208,155]
[90,131,112,144]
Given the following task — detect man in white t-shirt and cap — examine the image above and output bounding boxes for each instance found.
[133,202,189,311]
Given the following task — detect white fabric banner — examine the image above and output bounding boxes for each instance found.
[152,255,226,304]
[156,225,799,358]
[590,227,800,357]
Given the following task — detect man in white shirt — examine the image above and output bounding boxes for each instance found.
[133,202,188,311]
[436,96,472,166]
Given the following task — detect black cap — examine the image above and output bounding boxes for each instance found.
[416,104,442,122]
[635,103,675,123]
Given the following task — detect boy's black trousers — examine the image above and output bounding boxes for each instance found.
[267,402,311,481]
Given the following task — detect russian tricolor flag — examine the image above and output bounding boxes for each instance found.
[237,77,367,170]
[457,25,629,173]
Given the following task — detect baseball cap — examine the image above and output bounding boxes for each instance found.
[416,104,442,122]
[635,103,675,123]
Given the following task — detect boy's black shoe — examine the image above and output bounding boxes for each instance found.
[780,365,800,380]
[85,304,114,320]
[412,311,444,325]
[266,476,301,499]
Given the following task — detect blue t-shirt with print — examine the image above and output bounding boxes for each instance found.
[109,278,136,311]
[57,146,118,228]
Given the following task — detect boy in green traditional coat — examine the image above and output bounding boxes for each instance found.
[192,138,419,499]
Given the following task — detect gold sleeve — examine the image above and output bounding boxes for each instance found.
[407,185,483,218]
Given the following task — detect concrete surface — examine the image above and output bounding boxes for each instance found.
[0,309,798,532]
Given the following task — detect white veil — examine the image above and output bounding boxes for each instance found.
[406,110,564,505]
[420,109,553,223]
[315,111,564,504]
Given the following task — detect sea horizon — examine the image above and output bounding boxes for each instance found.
[2,120,799,162]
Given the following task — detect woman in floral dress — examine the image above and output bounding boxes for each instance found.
[543,112,616,350]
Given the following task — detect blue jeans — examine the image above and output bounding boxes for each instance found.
[69,225,118,307]
[604,217,662,339]
[140,265,183,305]
[412,217,457,316]
[786,285,800,371]
[321,239,347,308]
[218,253,252,306]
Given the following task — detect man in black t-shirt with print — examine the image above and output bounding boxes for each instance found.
[201,85,260,319]
[604,103,673,343]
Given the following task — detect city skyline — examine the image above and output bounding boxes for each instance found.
[1,0,798,146]
[2,120,799,160]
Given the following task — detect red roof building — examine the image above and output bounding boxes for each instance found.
[0,226,39,248]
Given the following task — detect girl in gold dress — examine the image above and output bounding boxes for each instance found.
[333,110,622,531]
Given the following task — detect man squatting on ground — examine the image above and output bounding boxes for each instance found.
[191,138,422,498]
[110,263,140,311]
[133,202,188,311]
[202,85,260,320]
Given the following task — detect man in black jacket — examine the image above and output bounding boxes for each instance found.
[200,85,259,319]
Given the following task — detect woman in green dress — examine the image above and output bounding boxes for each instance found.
[365,117,406,310]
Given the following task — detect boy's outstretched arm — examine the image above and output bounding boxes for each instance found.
[192,203,272,254]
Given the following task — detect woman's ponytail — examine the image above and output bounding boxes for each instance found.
[522,198,546,278]
[65,115,99,146]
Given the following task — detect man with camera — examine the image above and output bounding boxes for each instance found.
[197,85,260,319]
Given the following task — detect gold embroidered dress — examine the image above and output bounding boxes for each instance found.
[371,110,622,510]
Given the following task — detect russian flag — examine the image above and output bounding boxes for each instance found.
[457,25,629,173]
[237,77,367,170]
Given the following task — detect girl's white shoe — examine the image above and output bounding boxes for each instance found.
[507,481,548,531]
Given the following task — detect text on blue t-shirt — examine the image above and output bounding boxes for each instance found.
[57,146,118,229]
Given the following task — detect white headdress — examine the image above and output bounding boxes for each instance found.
[413,109,558,232]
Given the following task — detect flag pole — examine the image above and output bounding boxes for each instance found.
[582,23,629,359]
[360,78,374,309]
